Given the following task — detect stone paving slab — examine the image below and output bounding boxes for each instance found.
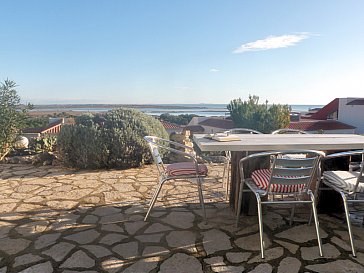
[1,163,364,272]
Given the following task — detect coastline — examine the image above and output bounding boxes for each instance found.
[28,103,323,117]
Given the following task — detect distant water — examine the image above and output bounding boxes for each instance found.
[32,104,323,117]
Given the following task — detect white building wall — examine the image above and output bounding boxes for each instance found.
[338,98,364,134]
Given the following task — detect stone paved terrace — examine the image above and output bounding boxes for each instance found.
[1,164,364,273]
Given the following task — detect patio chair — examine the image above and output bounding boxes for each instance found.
[321,150,364,257]
[143,136,208,221]
[236,150,325,259]
[222,128,262,198]
[271,128,308,134]
[271,128,309,221]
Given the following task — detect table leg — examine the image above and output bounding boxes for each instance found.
[317,154,349,214]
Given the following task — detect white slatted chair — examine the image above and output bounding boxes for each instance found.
[143,136,208,221]
[271,128,309,222]
[322,150,364,257]
[222,128,262,198]
[236,150,325,259]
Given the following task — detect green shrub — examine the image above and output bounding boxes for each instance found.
[57,125,108,169]
[159,113,199,125]
[57,108,168,169]
[29,135,57,153]
[228,95,290,133]
[22,116,49,129]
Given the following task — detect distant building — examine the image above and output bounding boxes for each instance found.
[22,117,74,138]
[187,117,234,134]
[338,98,364,134]
[183,125,205,134]
[292,97,364,134]
[289,120,355,134]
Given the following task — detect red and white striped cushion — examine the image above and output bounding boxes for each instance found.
[166,162,208,177]
[251,169,304,193]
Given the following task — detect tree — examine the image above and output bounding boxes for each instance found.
[0,79,28,160]
[227,95,290,133]
[159,113,198,125]
[23,116,49,128]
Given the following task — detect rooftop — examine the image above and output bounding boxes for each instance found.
[289,119,356,131]
[308,98,339,120]
[199,118,235,129]
[159,120,183,130]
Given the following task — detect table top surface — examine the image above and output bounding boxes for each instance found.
[193,133,364,152]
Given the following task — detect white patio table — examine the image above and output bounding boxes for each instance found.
[193,133,364,212]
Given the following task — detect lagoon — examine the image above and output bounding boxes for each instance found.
[31,103,323,117]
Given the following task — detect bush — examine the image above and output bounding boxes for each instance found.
[57,125,108,169]
[227,95,290,133]
[30,135,57,153]
[22,116,49,129]
[57,108,168,169]
[159,113,199,125]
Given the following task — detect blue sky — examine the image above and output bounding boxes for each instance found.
[1,0,364,105]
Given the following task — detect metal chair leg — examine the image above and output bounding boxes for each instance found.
[148,179,162,206]
[310,192,323,257]
[256,193,265,259]
[144,179,165,221]
[341,192,356,257]
[236,180,245,227]
[197,177,206,220]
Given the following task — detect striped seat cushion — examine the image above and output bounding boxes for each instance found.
[251,169,305,193]
[166,162,208,177]
[323,171,364,193]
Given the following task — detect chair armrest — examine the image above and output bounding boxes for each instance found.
[145,136,195,153]
[144,136,197,164]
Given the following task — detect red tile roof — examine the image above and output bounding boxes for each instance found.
[160,120,182,129]
[309,98,339,120]
[289,120,356,131]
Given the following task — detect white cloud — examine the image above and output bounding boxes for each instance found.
[233,33,310,53]
[209,68,220,72]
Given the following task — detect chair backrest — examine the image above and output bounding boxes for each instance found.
[271,128,308,134]
[144,136,166,175]
[268,151,322,194]
[240,150,324,195]
[144,136,197,176]
[227,128,263,135]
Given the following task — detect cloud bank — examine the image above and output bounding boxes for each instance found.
[209,68,220,72]
[233,33,310,53]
